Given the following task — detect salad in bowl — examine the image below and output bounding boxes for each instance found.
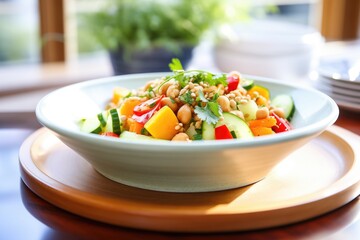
[36,59,338,192]
[80,59,295,142]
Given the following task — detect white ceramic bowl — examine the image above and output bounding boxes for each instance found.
[36,73,339,192]
[214,20,324,80]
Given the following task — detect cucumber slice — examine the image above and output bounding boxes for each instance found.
[80,116,102,134]
[109,108,121,135]
[97,111,108,127]
[202,121,215,140]
[271,94,295,121]
[185,123,198,140]
[119,131,160,141]
[216,112,253,139]
[241,78,254,90]
[237,99,258,121]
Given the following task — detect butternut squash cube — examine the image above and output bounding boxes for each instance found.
[145,106,179,140]
[119,97,143,118]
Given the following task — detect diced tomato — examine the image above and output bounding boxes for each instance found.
[215,124,233,140]
[226,72,240,93]
[132,95,164,124]
[270,112,292,133]
[101,132,119,138]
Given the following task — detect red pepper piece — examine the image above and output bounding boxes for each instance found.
[270,112,292,133]
[101,132,119,138]
[132,95,164,124]
[133,95,164,116]
[226,73,240,93]
[215,124,233,140]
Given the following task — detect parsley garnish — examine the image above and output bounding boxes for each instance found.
[207,102,222,117]
[194,105,219,125]
[196,89,208,103]
[169,58,183,71]
[160,58,227,126]
[180,91,194,104]
[160,58,228,92]
[212,92,219,101]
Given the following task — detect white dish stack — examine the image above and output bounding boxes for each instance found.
[312,58,360,112]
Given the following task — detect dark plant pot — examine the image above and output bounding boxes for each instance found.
[109,46,193,75]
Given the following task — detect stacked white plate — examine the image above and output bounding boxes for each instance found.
[312,59,360,112]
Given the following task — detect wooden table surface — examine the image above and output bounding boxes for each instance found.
[1,108,359,240]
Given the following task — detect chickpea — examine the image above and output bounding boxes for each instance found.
[172,133,190,141]
[217,84,225,91]
[177,104,192,125]
[166,85,179,98]
[229,99,237,110]
[217,96,231,112]
[143,81,154,91]
[256,107,269,119]
[160,97,178,112]
[159,81,173,95]
[256,95,268,107]
[195,120,202,129]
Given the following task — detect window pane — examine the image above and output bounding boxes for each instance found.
[0,0,39,65]
[265,3,311,25]
[75,0,105,55]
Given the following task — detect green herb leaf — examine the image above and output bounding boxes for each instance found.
[212,92,219,101]
[180,91,194,104]
[175,72,188,88]
[197,89,208,103]
[212,74,227,86]
[194,105,219,125]
[207,101,222,117]
[169,58,183,71]
[166,60,227,90]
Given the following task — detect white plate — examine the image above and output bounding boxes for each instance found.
[317,75,360,91]
[313,85,360,104]
[313,79,360,98]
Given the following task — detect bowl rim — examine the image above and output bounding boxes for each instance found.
[36,72,339,151]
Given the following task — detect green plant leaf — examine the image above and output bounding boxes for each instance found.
[197,89,208,103]
[194,105,219,125]
[207,102,222,117]
[169,58,183,71]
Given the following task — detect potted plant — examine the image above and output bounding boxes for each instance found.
[82,0,249,75]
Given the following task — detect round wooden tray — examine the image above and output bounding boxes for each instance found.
[19,126,360,233]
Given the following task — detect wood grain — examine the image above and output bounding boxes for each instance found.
[19,126,360,232]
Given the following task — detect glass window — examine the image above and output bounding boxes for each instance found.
[0,0,39,65]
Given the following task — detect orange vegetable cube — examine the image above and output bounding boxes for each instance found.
[144,106,179,140]
[119,97,143,118]
[127,118,144,134]
[249,116,277,128]
[248,85,270,101]
[112,87,130,104]
[250,126,275,136]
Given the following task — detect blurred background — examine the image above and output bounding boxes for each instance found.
[0,0,359,127]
